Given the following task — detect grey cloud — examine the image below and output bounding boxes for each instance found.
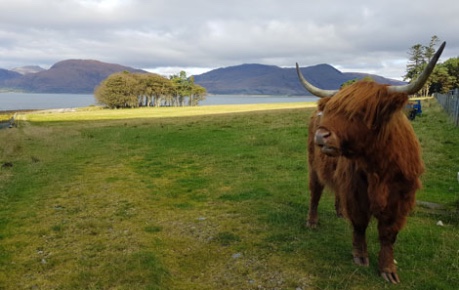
[0,0,457,79]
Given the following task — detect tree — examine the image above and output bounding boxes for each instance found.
[424,35,440,61]
[404,43,425,83]
[429,64,454,94]
[136,74,174,107]
[170,71,189,107]
[404,36,443,96]
[134,74,153,107]
[442,57,459,90]
[170,71,207,107]
[340,76,374,88]
[94,71,140,109]
[190,81,207,106]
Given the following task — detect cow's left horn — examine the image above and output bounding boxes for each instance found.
[388,41,446,95]
[296,63,338,98]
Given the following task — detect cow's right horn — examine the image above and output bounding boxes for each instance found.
[296,63,338,98]
[388,41,446,95]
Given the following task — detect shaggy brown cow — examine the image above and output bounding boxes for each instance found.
[296,42,446,284]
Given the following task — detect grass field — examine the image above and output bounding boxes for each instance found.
[1,101,458,289]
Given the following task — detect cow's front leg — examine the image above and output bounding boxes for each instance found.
[377,220,400,284]
[334,194,343,218]
[351,220,370,266]
[307,170,324,228]
[345,187,371,266]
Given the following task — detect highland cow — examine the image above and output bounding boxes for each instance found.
[296,42,446,283]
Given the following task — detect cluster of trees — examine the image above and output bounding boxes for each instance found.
[340,76,374,88]
[404,35,458,96]
[94,71,206,109]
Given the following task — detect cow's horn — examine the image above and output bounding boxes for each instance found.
[296,63,338,98]
[388,41,446,95]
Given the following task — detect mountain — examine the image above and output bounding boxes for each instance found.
[0,60,147,93]
[0,69,22,81]
[193,64,289,95]
[11,65,45,75]
[193,63,406,96]
[343,72,406,86]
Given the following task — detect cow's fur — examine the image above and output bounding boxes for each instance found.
[307,80,424,283]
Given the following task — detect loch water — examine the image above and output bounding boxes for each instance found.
[0,92,316,111]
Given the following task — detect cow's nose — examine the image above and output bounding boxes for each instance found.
[315,129,331,146]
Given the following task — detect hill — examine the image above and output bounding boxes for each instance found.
[0,69,22,82]
[0,60,147,93]
[11,65,45,75]
[193,63,405,96]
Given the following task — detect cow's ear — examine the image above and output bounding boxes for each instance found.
[317,97,332,111]
[373,92,408,128]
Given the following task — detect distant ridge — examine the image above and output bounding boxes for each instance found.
[11,65,45,75]
[193,63,406,96]
[0,60,405,95]
[0,69,22,82]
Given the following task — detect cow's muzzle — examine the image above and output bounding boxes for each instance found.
[315,128,340,156]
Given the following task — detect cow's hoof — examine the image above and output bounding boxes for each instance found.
[306,221,318,229]
[353,256,369,267]
[381,271,400,284]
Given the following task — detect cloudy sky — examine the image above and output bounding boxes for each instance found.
[0,0,457,80]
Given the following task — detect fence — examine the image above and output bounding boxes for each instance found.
[435,89,459,127]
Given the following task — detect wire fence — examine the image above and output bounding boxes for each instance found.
[435,89,459,127]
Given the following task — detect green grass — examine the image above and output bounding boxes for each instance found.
[0,112,13,122]
[0,100,458,289]
[19,103,315,123]
[412,98,459,208]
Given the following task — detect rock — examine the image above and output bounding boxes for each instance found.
[232,253,242,259]
[1,162,13,168]
[416,200,446,210]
